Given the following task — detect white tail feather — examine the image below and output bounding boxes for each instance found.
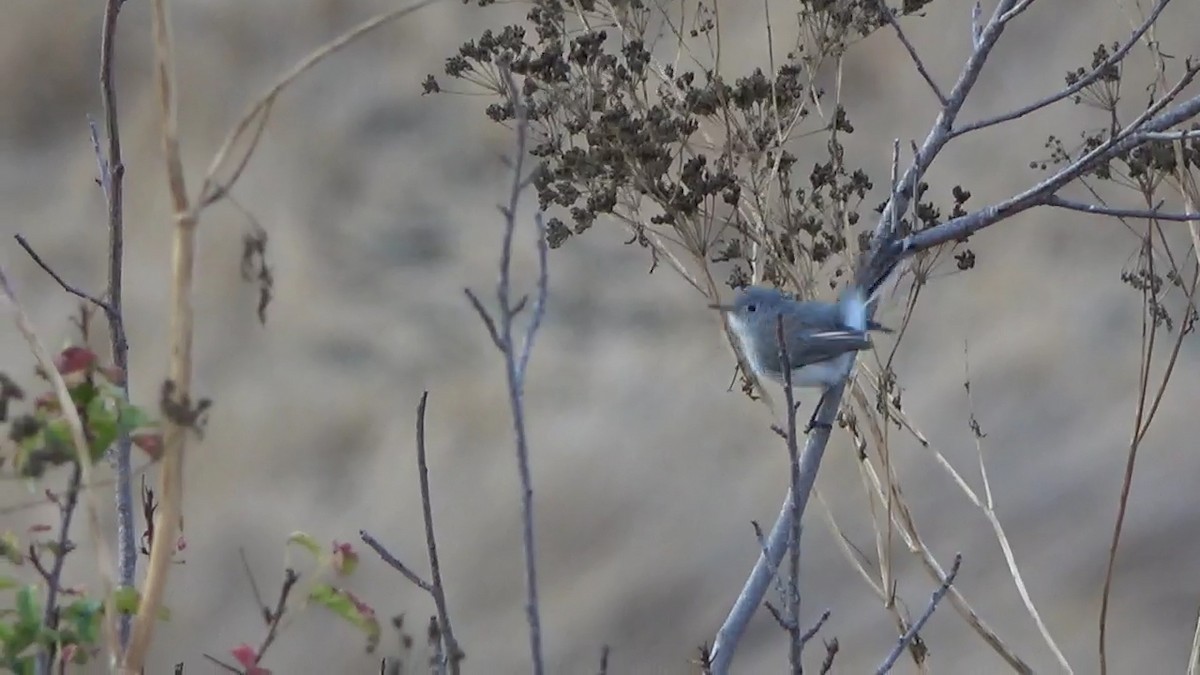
[840,286,867,332]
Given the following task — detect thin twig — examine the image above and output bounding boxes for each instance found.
[415,392,463,673]
[96,0,136,646]
[949,0,1169,139]
[359,531,432,593]
[963,345,1072,672]
[874,553,962,674]
[1044,195,1200,221]
[903,93,1200,254]
[1188,604,1200,675]
[202,654,242,673]
[238,548,269,621]
[13,236,111,312]
[874,0,947,105]
[774,317,804,673]
[196,0,443,210]
[799,609,832,651]
[37,463,83,675]
[255,568,300,662]
[483,64,547,675]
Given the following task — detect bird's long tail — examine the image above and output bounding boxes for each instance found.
[855,237,907,304]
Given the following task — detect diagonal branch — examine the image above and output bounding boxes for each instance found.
[874,0,947,105]
[1044,195,1200,221]
[902,93,1200,253]
[13,236,112,312]
[949,0,1169,139]
[874,554,962,674]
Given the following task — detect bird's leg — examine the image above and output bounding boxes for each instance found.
[804,389,833,434]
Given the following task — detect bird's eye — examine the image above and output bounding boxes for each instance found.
[747,304,757,313]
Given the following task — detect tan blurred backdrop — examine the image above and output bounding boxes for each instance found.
[1,0,1199,672]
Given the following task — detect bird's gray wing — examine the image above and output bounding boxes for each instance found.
[752,308,872,370]
[785,327,872,367]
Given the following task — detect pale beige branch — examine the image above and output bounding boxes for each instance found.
[121,0,193,671]
[197,0,443,209]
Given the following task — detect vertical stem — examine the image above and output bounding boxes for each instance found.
[98,0,136,646]
[122,0,194,669]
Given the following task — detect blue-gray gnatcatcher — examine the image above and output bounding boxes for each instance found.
[709,286,887,390]
[709,245,902,428]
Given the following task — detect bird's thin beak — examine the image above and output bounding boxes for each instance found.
[708,303,734,312]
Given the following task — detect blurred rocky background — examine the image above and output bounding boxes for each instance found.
[1,0,1198,672]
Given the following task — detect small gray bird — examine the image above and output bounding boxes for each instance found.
[709,241,903,429]
[709,285,888,390]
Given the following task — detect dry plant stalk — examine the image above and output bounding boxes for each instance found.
[120,0,193,670]
[119,0,444,669]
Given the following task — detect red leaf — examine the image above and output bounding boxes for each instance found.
[330,540,359,576]
[132,433,164,461]
[230,644,272,675]
[55,347,97,376]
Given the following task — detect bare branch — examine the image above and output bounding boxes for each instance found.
[771,316,806,672]
[874,0,947,105]
[874,553,962,674]
[465,64,547,675]
[13,236,112,312]
[709,383,845,673]
[799,609,832,652]
[950,0,1169,139]
[518,216,550,379]
[414,392,464,673]
[95,0,137,630]
[877,0,1025,231]
[197,0,442,210]
[1044,195,1200,221]
[463,289,503,350]
[37,464,83,674]
[202,654,243,674]
[1138,129,1200,142]
[360,531,433,593]
[903,94,1200,253]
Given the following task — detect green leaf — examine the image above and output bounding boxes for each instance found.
[62,599,102,645]
[0,534,23,565]
[85,394,119,460]
[41,420,74,458]
[308,583,380,652]
[66,381,98,410]
[109,587,169,622]
[111,586,139,616]
[287,531,323,564]
[0,577,18,592]
[14,587,37,627]
[116,401,155,434]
